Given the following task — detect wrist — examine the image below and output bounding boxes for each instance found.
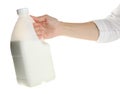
[57,21,68,36]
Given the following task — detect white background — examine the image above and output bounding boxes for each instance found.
[0,0,120,94]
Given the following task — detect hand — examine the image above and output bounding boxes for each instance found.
[32,15,62,39]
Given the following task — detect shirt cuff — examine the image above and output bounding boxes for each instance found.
[94,20,106,43]
[93,19,119,43]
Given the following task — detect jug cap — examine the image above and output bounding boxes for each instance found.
[17,8,29,15]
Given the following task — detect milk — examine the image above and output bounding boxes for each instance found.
[10,8,55,87]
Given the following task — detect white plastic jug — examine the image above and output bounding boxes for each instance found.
[10,8,55,87]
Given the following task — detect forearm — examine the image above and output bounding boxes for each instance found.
[59,21,99,41]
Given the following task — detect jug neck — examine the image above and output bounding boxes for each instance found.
[18,14,29,17]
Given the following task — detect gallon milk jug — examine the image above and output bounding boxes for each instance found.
[10,8,55,87]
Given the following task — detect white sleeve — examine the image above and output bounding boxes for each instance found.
[94,4,120,43]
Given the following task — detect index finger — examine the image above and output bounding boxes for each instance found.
[31,15,40,23]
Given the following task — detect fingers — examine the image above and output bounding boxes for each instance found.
[33,23,45,38]
[31,15,40,23]
[31,15,49,39]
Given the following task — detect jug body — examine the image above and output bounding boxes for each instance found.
[10,8,55,87]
